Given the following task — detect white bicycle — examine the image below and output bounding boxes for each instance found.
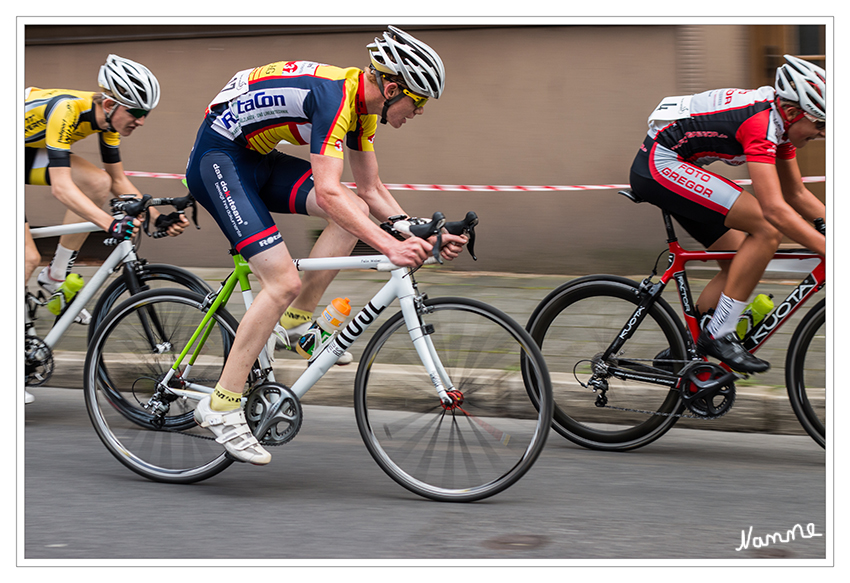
[83,212,554,502]
[25,194,210,390]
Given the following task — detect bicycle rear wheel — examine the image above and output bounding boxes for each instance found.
[525,276,688,451]
[84,288,235,483]
[785,299,826,448]
[354,297,553,502]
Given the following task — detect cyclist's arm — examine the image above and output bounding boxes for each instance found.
[310,153,431,267]
[346,149,405,221]
[47,166,118,232]
[749,161,825,255]
[348,149,467,259]
[775,157,827,223]
[104,162,188,236]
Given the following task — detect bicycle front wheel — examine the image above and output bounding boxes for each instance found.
[526,276,688,451]
[84,288,235,483]
[354,297,553,502]
[785,299,826,448]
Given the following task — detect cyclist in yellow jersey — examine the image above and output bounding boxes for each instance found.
[24,55,188,328]
[186,26,467,464]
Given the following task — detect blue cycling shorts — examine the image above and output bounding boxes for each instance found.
[185,122,314,259]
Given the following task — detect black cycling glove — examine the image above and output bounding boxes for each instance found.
[154,211,183,231]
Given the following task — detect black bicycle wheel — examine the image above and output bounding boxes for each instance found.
[785,299,826,448]
[354,297,553,502]
[88,263,211,343]
[84,288,235,483]
[525,275,688,451]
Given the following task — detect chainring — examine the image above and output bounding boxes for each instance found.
[678,361,736,419]
[244,382,303,446]
[25,336,54,387]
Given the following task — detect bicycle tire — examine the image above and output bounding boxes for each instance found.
[87,263,212,344]
[525,275,688,451]
[353,297,553,502]
[785,298,826,448]
[84,287,235,484]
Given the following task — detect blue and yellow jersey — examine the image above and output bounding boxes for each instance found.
[204,61,377,159]
[24,87,121,168]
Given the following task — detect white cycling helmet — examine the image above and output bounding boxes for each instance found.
[775,54,825,121]
[368,26,446,99]
[98,54,161,111]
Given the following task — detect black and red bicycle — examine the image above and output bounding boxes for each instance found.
[524,189,826,451]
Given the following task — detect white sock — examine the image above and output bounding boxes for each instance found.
[48,245,77,281]
[705,293,747,339]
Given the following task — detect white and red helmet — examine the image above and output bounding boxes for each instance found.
[775,54,825,121]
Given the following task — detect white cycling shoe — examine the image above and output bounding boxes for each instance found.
[37,267,91,325]
[25,390,35,404]
[194,397,271,465]
[268,322,353,365]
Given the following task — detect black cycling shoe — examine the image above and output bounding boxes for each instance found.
[696,330,770,374]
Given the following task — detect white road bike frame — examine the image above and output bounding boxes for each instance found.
[29,221,139,350]
[161,253,455,406]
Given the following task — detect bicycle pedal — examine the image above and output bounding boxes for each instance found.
[223,452,248,463]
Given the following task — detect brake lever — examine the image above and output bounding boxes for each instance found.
[408,212,446,263]
[443,211,478,260]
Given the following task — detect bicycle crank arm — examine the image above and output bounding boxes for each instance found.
[679,371,739,402]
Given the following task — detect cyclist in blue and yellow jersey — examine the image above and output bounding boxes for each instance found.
[24,55,188,323]
[629,55,826,373]
[186,26,467,464]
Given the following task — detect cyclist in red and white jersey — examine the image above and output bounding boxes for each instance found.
[629,55,826,373]
[185,26,467,464]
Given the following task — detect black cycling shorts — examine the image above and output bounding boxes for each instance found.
[629,135,744,247]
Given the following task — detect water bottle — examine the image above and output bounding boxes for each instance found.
[46,273,85,315]
[736,293,774,339]
[296,297,351,360]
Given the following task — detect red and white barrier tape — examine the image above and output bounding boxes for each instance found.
[124,171,826,191]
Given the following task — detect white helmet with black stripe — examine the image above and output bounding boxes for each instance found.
[775,54,825,121]
[368,26,445,99]
[98,54,161,111]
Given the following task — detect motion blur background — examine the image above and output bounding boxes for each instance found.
[23,23,827,274]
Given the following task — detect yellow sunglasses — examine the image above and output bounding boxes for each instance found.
[401,87,428,109]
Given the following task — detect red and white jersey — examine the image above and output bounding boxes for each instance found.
[646,86,795,167]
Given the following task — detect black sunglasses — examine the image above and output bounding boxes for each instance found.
[125,107,150,119]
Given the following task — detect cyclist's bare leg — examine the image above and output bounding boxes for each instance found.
[53,155,113,254]
[692,191,777,372]
[719,191,783,303]
[696,229,747,314]
[217,243,302,393]
[24,223,41,285]
[286,189,369,314]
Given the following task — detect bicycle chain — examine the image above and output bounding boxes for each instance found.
[600,402,729,421]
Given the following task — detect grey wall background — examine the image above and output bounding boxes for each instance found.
[23,24,825,275]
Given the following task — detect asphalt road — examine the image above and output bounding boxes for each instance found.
[22,386,827,563]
